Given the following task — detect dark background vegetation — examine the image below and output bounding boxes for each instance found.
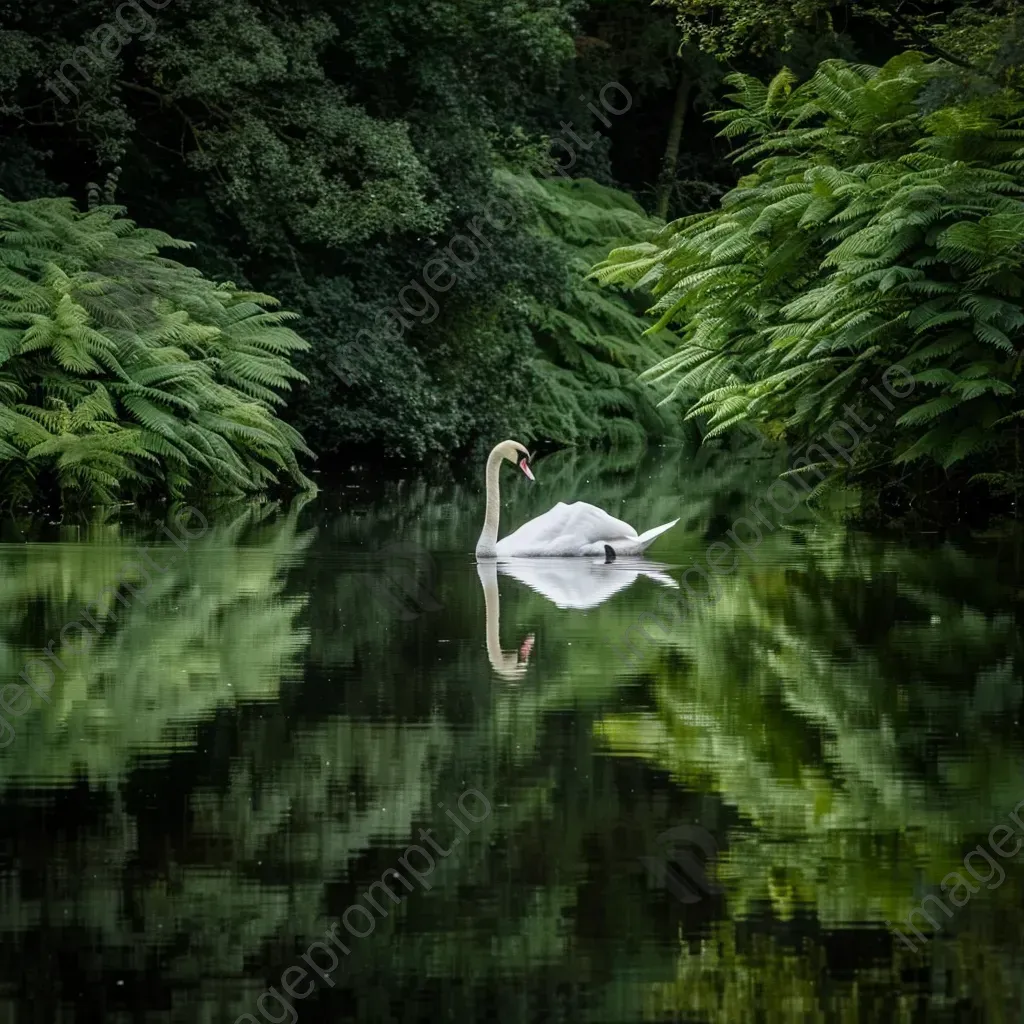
[2,0,1023,518]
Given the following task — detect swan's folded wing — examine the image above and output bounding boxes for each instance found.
[496,501,639,556]
[496,502,575,552]
[563,502,639,544]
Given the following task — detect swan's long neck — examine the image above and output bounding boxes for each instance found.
[478,562,519,677]
[475,446,504,558]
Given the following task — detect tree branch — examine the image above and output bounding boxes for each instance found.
[882,3,978,72]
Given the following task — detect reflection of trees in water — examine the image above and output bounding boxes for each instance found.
[0,715,462,1022]
[637,920,1024,1023]
[0,709,628,1023]
[0,487,684,1023]
[0,500,327,1020]
[0,500,485,1021]
[599,525,1024,1018]
[3,467,1023,1022]
[0,502,314,783]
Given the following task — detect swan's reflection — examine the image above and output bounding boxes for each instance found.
[497,556,678,609]
[477,557,678,679]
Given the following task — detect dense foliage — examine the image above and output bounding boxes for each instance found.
[659,0,1024,75]
[504,171,685,446]
[2,0,1022,513]
[0,196,312,505]
[596,52,1024,504]
[0,0,726,490]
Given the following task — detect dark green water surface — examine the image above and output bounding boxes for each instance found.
[2,446,1023,1023]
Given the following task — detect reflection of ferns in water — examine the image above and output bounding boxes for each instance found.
[0,714,462,1019]
[636,918,1024,1022]
[599,525,1024,928]
[0,501,314,783]
[5,468,1021,1021]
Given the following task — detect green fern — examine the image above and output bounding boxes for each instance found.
[593,54,1024,486]
[0,196,314,504]
[496,171,684,447]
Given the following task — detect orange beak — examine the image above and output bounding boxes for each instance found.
[519,457,535,481]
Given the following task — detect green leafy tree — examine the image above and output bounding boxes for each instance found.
[0,0,585,466]
[659,0,1024,75]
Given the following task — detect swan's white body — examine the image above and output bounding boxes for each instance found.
[495,502,678,558]
[475,440,679,558]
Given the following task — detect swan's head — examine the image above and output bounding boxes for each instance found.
[498,440,534,482]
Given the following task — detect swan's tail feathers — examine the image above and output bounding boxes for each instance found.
[636,518,680,553]
[604,544,616,564]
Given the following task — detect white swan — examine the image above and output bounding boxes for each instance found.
[475,440,680,558]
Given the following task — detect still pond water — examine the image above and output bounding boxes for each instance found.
[1,445,1024,1023]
